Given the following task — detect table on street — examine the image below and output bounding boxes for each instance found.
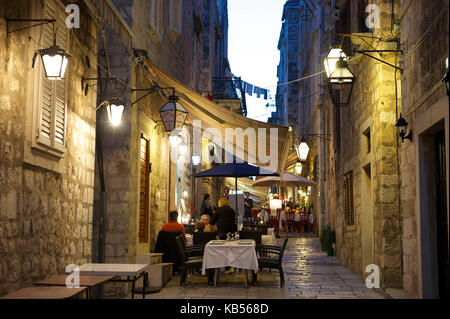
[34,275,116,299]
[0,286,87,299]
[78,264,148,299]
[202,240,258,287]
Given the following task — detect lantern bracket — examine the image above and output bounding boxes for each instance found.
[81,77,120,96]
[131,86,176,105]
[5,17,56,34]
[353,50,403,72]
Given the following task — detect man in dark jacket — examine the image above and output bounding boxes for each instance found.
[210,197,237,240]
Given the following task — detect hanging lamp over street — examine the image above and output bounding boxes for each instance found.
[295,161,303,175]
[159,92,188,132]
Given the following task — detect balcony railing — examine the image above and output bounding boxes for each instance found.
[211,77,247,116]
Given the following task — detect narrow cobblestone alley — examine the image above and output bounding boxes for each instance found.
[137,234,385,299]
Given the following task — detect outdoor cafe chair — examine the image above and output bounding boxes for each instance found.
[285,211,296,232]
[175,235,205,286]
[297,213,310,232]
[253,238,288,288]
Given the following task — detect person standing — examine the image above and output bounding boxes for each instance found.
[201,193,215,218]
[210,198,237,275]
[210,198,237,240]
[244,192,254,219]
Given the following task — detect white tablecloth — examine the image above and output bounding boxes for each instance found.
[202,241,259,275]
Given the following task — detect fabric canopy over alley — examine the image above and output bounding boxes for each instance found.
[141,58,291,174]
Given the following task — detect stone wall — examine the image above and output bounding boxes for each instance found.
[400,0,449,298]
[332,0,403,287]
[0,0,98,295]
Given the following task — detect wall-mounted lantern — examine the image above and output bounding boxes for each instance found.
[395,114,412,142]
[296,137,310,162]
[295,161,303,175]
[192,154,202,166]
[326,56,356,107]
[159,92,188,132]
[38,43,71,80]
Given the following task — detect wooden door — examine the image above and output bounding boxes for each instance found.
[139,136,150,243]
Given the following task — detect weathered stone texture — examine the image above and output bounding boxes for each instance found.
[400,0,449,299]
[0,0,98,296]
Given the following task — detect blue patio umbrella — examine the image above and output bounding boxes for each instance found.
[194,161,279,218]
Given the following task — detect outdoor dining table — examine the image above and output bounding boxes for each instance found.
[202,240,258,288]
[33,274,116,299]
[77,264,148,299]
[0,286,87,299]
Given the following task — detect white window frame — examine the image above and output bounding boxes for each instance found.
[150,0,163,40]
[169,0,183,38]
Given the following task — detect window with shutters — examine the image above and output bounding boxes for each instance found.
[150,0,163,39]
[33,0,69,157]
[139,135,151,243]
[344,171,355,227]
[169,0,183,37]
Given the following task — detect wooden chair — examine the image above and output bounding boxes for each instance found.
[297,213,310,232]
[175,235,206,286]
[268,210,280,237]
[285,211,296,232]
[253,239,289,287]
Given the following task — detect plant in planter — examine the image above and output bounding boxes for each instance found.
[321,225,336,255]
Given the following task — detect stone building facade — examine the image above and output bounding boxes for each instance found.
[328,0,403,288]
[92,0,232,296]
[399,0,449,299]
[0,0,98,295]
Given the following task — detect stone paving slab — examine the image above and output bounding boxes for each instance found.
[131,233,385,299]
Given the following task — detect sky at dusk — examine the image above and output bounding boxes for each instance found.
[228,0,285,122]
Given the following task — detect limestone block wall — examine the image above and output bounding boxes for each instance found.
[333,0,403,288]
[0,0,98,295]
[400,0,449,298]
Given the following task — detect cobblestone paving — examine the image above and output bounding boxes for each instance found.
[137,233,385,299]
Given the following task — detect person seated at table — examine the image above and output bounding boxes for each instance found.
[210,198,237,240]
[161,210,186,242]
[200,214,217,233]
[195,221,205,232]
[287,198,294,209]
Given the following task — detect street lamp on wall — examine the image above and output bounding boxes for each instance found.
[38,43,71,80]
[296,137,310,162]
[326,56,356,107]
[323,47,348,78]
[395,114,412,142]
[192,154,201,166]
[159,92,188,132]
[295,161,303,175]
